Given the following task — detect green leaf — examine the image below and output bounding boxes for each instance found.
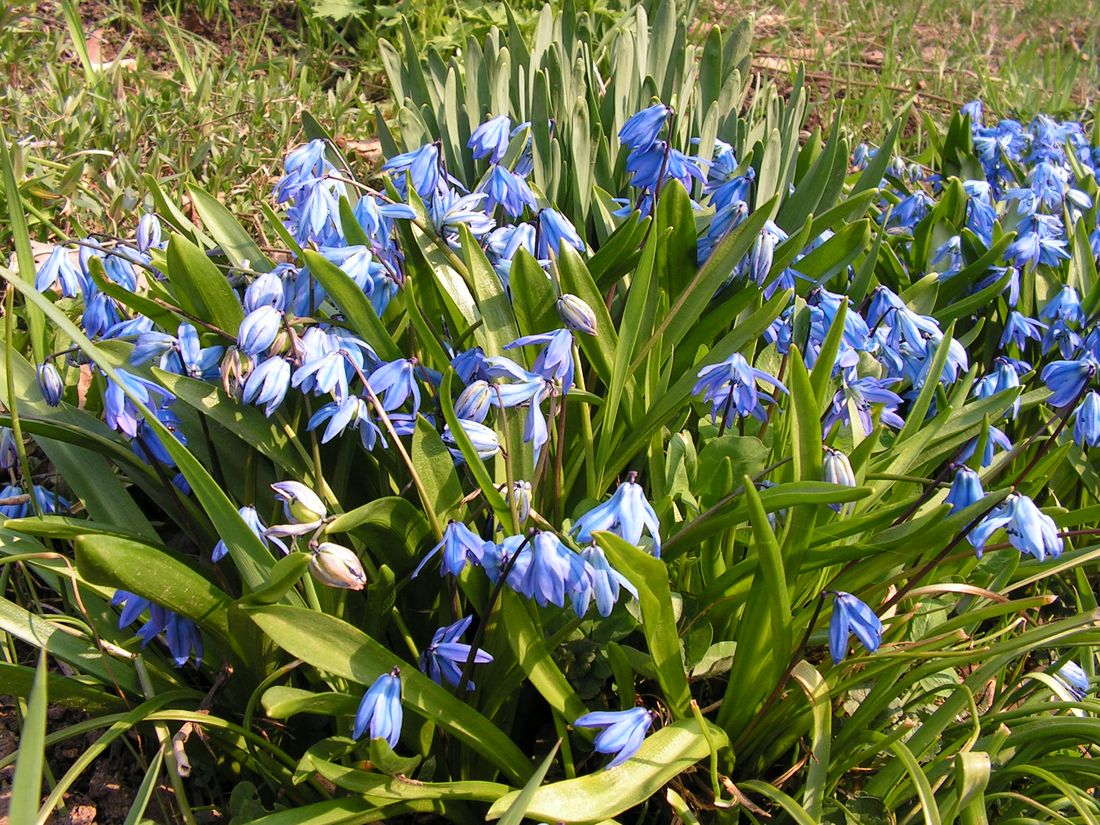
[325,497,432,572]
[9,651,47,825]
[410,415,465,524]
[596,533,691,718]
[459,224,520,355]
[0,663,126,713]
[555,244,617,384]
[486,719,728,822]
[630,197,777,373]
[237,552,312,607]
[153,368,313,480]
[74,534,239,652]
[247,605,531,784]
[496,739,560,825]
[737,780,818,825]
[302,249,402,361]
[261,686,357,719]
[791,661,831,821]
[187,185,273,272]
[165,233,245,334]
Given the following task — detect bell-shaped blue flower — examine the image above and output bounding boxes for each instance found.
[1041,357,1097,407]
[619,103,670,151]
[353,668,403,746]
[420,616,493,690]
[574,707,653,769]
[243,356,291,417]
[829,592,882,664]
[968,493,1063,560]
[238,306,283,357]
[945,466,984,514]
[413,520,489,578]
[1074,391,1100,448]
[571,475,662,556]
[537,209,586,257]
[480,166,537,218]
[37,363,64,406]
[468,114,513,163]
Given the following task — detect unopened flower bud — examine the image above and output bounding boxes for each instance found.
[455,380,492,423]
[136,213,162,253]
[509,480,532,524]
[221,347,251,398]
[271,480,327,524]
[556,293,598,336]
[37,363,63,406]
[310,542,366,590]
[823,447,856,488]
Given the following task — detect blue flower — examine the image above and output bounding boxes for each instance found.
[1040,285,1084,325]
[968,493,1062,560]
[413,521,489,578]
[619,103,670,151]
[958,424,1013,468]
[213,505,286,562]
[826,376,904,434]
[243,356,291,417]
[238,306,283,357]
[945,466,984,514]
[1041,357,1097,407]
[37,363,63,406]
[505,329,576,391]
[1000,311,1046,351]
[454,380,493,423]
[557,294,598,336]
[271,480,327,525]
[383,143,442,200]
[1055,661,1090,700]
[580,546,638,617]
[136,214,162,253]
[35,246,86,298]
[480,166,537,218]
[442,419,500,461]
[420,616,493,690]
[537,209,586,257]
[369,359,422,414]
[514,531,574,607]
[104,370,175,438]
[973,357,1022,419]
[693,353,787,423]
[571,475,662,556]
[823,448,857,511]
[1074,392,1100,448]
[574,707,653,769]
[469,115,513,163]
[310,542,367,590]
[112,591,203,668]
[0,428,17,470]
[828,592,882,664]
[353,668,403,746]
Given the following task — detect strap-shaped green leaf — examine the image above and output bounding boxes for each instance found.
[165,233,244,334]
[188,184,273,272]
[486,718,728,822]
[597,532,691,718]
[246,604,532,785]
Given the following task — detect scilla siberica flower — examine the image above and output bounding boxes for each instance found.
[1041,357,1097,407]
[618,103,670,150]
[112,591,203,668]
[237,305,283,357]
[505,329,576,391]
[354,668,403,746]
[829,592,883,664]
[104,370,175,438]
[310,542,367,590]
[1055,661,1090,701]
[557,294,598,336]
[468,115,512,163]
[35,245,87,298]
[968,493,1062,560]
[267,480,327,537]
[1074,391,1100,448]
[823,448,857,512]
[243,356,291,417]
[213,505,286,562]
[693,353,787,422]
[537,209,586,257]
[413,520,488,578]
[945,466,984,515]
[421,615,493,690]
[37,363,63,406]
[572,473,662,556]
[442,419,500,461]
[574,707,653,769]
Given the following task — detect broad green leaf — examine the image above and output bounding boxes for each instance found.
[187,185,273,272]
[791,660,831,821]
[497,740,561,825]
[597,533,691,718]
[486,719,728,823]
[0,663,126,713]
[9,651,47,825]
[165,233,245,334]
[410,415,465,524]
[261,686,357,719]
[247,604,531,784]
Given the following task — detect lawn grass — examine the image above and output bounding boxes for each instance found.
[716,0,1099,150]
[2,0,1097,249]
